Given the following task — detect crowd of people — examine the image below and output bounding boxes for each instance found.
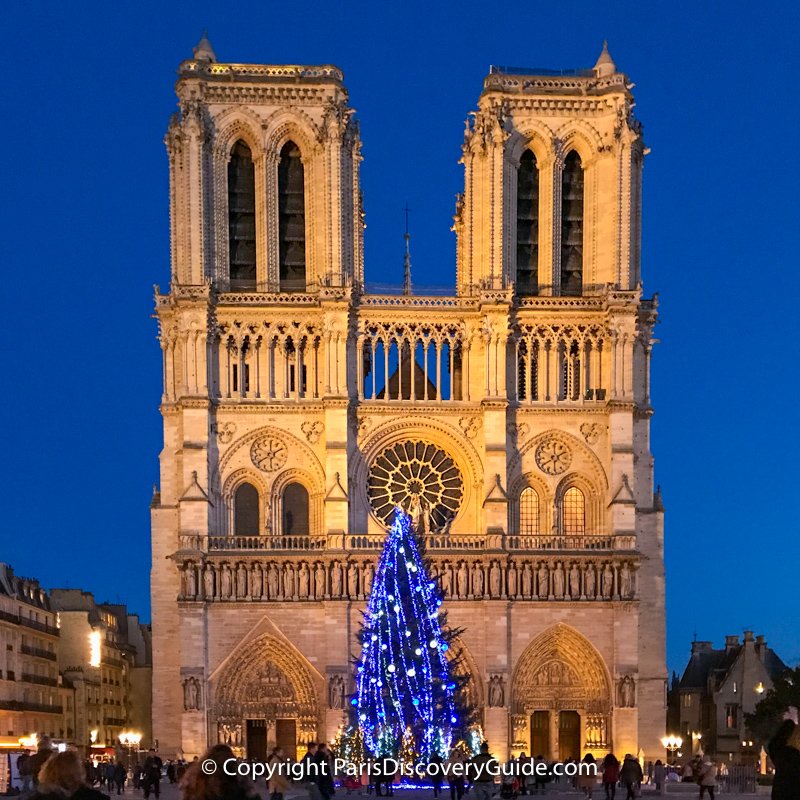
[8,717,800,800]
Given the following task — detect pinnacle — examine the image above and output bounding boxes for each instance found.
[593,40,617,77]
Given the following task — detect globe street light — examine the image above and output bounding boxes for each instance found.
[118,731,142,773]
[661,734,683,761]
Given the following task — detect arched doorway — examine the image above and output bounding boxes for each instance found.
[511,624,612,759]
[211,633,319,760]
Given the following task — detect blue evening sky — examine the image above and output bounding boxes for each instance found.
[2,0,798,673]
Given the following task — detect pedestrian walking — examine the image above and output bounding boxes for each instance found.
[576,754,596,799]
[468,743,498,800]
[429,752,444,798]
[179,744,257,800]
[445,747,467,800]
[697,759,716,800]
[314,742,336,800]
[113,761,126,795]
[268,746,289,800]
[653,760,666,795]
[601,754,619,800]
[142,749,163,799]
[619,754,642,800]
[31,750,109,800]
[768,720,800,800]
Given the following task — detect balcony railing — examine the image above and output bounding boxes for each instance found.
[0,610,59,635]
[0,700,62,714]
[103,716,126,727]
[179,532,631,554]
[21,673,59,687]
[21,644,57,661]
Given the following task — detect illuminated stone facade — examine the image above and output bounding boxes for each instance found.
[151,37,666,762]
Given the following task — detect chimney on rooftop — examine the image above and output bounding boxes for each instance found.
[725,635,739,651]
[744,630,754,642]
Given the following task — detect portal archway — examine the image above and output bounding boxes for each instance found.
[511,624,612,757]
[210,633,319,759]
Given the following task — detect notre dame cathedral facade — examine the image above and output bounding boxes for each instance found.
[151,36,666,763]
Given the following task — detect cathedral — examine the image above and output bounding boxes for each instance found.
[150,36,666,763]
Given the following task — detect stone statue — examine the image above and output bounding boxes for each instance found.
[441,562,453,596]
[552,561,565,598]
[331,561,343,597]
[183,562,196,599]
[363,561,375,596]
[407,493,430,535]
[299,562,310,599]
[537,562,549,599]
[183,677,200,711]
[457,561,468,598]
[347,561,359,597]
[314,562,326,598]
[584,563,596,599]
[488,675,505,707]
[472,562,484,597]
[507,561,518,598]
[236,563,248,598]
[328,674,345,709]
[620,563,632,599]
[282,563,294,598]
[251,563,263,599]
[203,564,215,599]
[602,564,614,599]
[569,562,581,598]
[265,563,277,599]
[521,562,532,598]
[619,675,635,707]
[489,561,501,597]
[220,564,232,599]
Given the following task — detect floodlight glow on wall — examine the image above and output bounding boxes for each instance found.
[89,630,101,667]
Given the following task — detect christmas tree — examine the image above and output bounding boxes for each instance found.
[352,508,472,761]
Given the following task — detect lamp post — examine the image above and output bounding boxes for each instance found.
[661,734,683,763]
[119,731,142,773]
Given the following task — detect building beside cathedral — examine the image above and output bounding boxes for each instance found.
[151,36,666,762]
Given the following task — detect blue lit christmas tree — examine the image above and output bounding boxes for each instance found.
[351,508,472,761]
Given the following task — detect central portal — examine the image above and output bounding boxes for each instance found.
[530,710,550,758]
[558,710,581,761]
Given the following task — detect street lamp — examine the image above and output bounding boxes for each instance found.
[661,734,683,760]
[119,731,142,772]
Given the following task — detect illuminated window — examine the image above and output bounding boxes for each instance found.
[683,694,692,708]
[519,487,540,535]
[516,150,539,295]
[228,140,257,290]
[278,141,306,291]
[725,704,738,729]
[562,487,585,535]
[560,151,584,296]
[233,483,260,536]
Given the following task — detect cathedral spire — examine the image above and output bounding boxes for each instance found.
[593,40,616,77]
[192,30,217,63]
[402,202,413,296]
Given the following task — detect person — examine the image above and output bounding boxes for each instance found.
[31,749,109,800]
[768,719,800,800]
[653,760,666,795]
[429,752,444,798]
[619,754,642,800]
[142,749,163,799]
[576,754,596,798]
[104,762,116,790]
[17,749,32,794]
[179,744,257,800]
[468,743,498,800]
[113,761,126,796]
[531,755,548,796]
[268,746,289,800]
[697,759,717,800]
[300,744,322,800]
[27,737,55,789]
[445,747,467,800]
[601,753,619,800]
[167,761,176,784]
[314,742,335,800]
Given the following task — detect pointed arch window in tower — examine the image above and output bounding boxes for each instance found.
[516,150,539,295]
[282,482,310,535]
[228,141,257,290]
[560,151,584,296]
[278,142,306,291]
[519,487,540,535]
[561,486,585,535]
[234,482,260,536]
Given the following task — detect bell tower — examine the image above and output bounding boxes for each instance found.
[165,34,363,292]
[455,42,644,296]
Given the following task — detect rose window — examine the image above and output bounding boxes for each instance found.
[368,440,463,530]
